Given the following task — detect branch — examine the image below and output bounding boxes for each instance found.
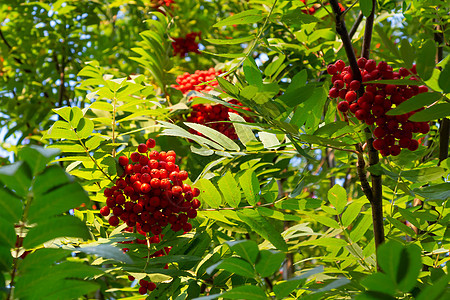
[0,28,31,73]
[361,1,376,59]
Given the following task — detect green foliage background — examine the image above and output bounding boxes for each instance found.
[0,0,449,299]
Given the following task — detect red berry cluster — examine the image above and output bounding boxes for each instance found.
[172,69,253,140]
[172,68,221,94]
[127,275,157,295]
[187,100,253,140]
[100,138,201,235]
[327,59,430,156]
[172,32,201,57]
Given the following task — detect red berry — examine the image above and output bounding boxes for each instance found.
[138,143,148,153]
[373,127,386,139]
[118,156,129,166]
[100,206,110,216]
[335,60,345,72]
[128,275,135,281]
[130,152,141,162]
[139,279,148,287]
[333,80,345,89]
[146,138,156,148]
[357,57,367,68]
[139,286,147,295]
[192,187,200,197]
[365,59,377,72]
[147,282,157,291]
[408,139,419,151]
[349,80,361,91]
[345,91,357,102]
[355,109,367,120]
[187,208,197,219]
[327,64,338,75]
[337,101,349,112]
[108,216,119,226]
[329,87,339,98]
[390,145,401,156]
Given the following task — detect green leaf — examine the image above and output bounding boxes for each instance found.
[360,0,373,17]
[349,213,372,242]
[310,215,340,229]
[401,167,445,183]
[400,39,415,68]
[221,285,268,300]
[77,244,133,264]
[377,240,422,292]
[438,61,450,93]
[265,54,286,77]
[0,186,23,224]
[237,209,288,251]
[217,77,239,96]
[18,146,61,176]
[416,273,450,300]
[45,121,79,140]
[185,122,240,151]
[214,10,264,27]
[273,266,324,299]
[255,250,285,277]
[328,184,347,214]
[375,25,401,60]
[244,57,263,87]
[53,107,72,122]
[23,215,91,249]
[229,113,257,145]
[32,165,71,195]
[386,215,416,237]
[408,103,450,122]
[341,201,364,228]
[413,183,450,201]
[0,245,12,271]
[76,118,94,139]
[386,92,441,116]
[225,240,259,264]
[196,178,222,208]
[218,172,241,208]
[258,132,281,149]
[239,169,260,206]
[20,248,70,271]
[417,39,436,81]
[364,79,423,86]
[0,217,16,247]
[207,257,255,278]
[0,161,32,198]
[205,35,255,45]
[28,182,88,223]
[361,272,396,295]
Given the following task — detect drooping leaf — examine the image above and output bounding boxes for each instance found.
[239,168,260,206]
[23,215,91,249]
[225,240,259,264]
[328,184,347,214]
[214,10,264,27]
[218,172,241,208]
[237,209,288,251]
[255,250,285,277]
[207,257,255,278]
[196,178,222,208]
[221,285,268,300]
[386,92,441,116]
